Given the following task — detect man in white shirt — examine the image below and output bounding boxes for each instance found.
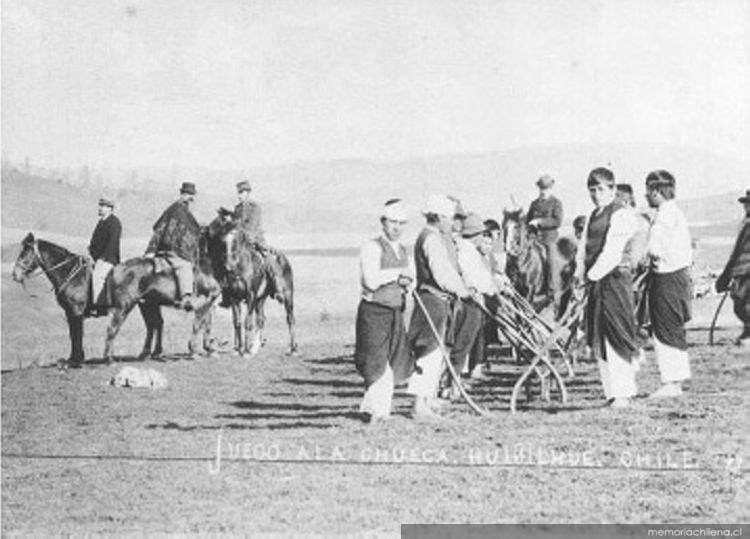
[354,200,414,422]
[576,167,640,408]
[645,170,693,398]
[442,213,497,397]
[407,194,470,418]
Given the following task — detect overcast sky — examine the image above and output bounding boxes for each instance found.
[2,0,749,170]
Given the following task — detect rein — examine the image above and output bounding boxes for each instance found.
[18,240,87,298]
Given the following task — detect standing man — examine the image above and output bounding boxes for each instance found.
[233,180,285,301]
[146,182,201,311]
[354,199,414,422]
[407,194,470,418]
[576,167,640,408]
[645,170,693,398]
[527,174,564,310]
[87,197,121,316]
[715,190,750,345]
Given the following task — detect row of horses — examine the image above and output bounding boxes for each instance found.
[12,214,298,369]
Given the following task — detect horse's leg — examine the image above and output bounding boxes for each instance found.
[138,303,155,360]
[243,297,261,357]
[66,313,85,367]
[189,298,214,359]
[232,302,243,354]
[104,303,136,364]
[256,297,267,348]
[152,306,164,358]
[284,292,298,355]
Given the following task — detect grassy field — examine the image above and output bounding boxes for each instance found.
[2,242,749,533]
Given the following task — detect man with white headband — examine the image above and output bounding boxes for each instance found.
[354,199,414,422]
[406,194,470,418]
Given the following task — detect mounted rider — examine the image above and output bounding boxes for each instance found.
[232,180,285,301]
[527,174,564,311]
[87,197,121,317]
[145,182,201,311]
[716,190,750,344]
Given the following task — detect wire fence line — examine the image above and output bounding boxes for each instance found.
[2,452,746,474]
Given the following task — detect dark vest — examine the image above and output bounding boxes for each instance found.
[584,201,629,272]
[368,237,409,309]
[414,227,460,294]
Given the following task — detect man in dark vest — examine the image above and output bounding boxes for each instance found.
[87,197,121,316]
[233,180,284,301]
[146,182,201,311]
[354,199,414,422]
[406,194,470,418]
[527,174,564,310]
[575,167,640,408]
[716,190,750,345]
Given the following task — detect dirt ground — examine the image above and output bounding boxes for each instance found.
[1,256,748,534]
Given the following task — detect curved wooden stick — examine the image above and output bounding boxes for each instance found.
[709,290,730,346]
[411,291,494,417]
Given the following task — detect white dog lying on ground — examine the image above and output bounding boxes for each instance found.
[109,366,168,389]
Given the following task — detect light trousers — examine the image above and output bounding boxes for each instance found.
[597,339,638,400]
[654,336,691,383]
[92,260,113,304]
[359,364,394,418]
[407,349,444,398]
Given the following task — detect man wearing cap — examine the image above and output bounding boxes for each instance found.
[233,180,285,301]
[715,190,750,345]
[146,182,201,311]
[447,212,497,393]
[407,194,470,418]
[645,170,693,398]
[354,199,414,422]
[527,174,564,310]
[575,167,640,408]
[87,197,121,316]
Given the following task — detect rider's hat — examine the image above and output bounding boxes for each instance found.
[236,180,252,193]
[536,174,555,188]
[180,182,197,195]
[738,190,750,203]
[98,197,115,208]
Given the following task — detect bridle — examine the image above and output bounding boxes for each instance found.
[16,239,87,298]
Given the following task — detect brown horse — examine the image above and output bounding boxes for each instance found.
[103,230,222,363]
[207,218,297,357]
[501,209,577,318]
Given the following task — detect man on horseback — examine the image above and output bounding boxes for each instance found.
[716,190,750,345]
[232,180,285,301]
[145,182,201,311]
[87,197,121,316]
[527,174,564,311]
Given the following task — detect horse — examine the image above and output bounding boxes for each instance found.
[103,230,222,363]
[12,233,93,367]
[729,277,750,345]
[12,232,222,368]
[501,208,577,318]
[207,217,297,357]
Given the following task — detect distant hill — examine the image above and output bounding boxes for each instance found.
[4,144,748,243]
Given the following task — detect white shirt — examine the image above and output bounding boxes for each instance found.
[359,236,413,297]
[648,199,693,273]
[456,238,496,295]
[576,205,639,282]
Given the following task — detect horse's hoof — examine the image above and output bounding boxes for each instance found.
[57,359,68,371]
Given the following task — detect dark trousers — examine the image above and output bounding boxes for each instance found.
[448,299,484,375]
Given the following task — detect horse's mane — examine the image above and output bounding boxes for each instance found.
[36,239,77,259]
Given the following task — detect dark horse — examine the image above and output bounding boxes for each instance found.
[501,208,577,317]
[103,230,222,363]
[12,232,221,368]
[206,217,297,357]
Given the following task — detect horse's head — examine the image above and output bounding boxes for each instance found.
[502,208,526,256]
[12,233,41,283]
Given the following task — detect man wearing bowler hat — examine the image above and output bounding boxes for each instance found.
[716,190,750,345]
[87,197,121,316]
[146,182,201,311]
[527,174,564,311]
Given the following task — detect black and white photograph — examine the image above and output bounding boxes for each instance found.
[1,0,748,535]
